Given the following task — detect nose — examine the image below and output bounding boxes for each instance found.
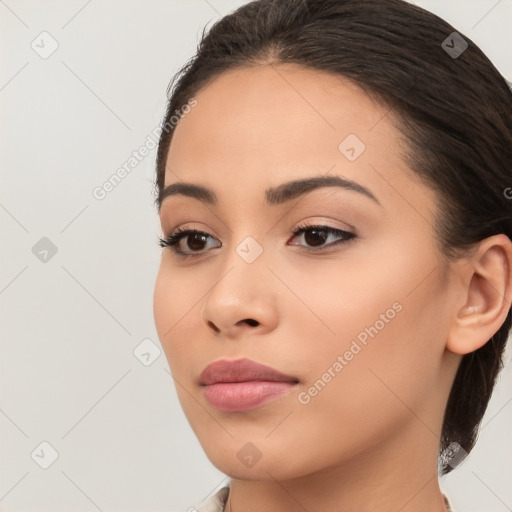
[203,314,260,334]
[200,249,279,339]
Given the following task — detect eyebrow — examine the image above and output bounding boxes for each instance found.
[158,175,381,210]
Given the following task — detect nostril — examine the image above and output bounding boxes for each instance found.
[207,320,220,333]
[242,318,259,327]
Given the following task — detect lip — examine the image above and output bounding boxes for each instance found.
[198,358,299,412]
[198,358,299,385]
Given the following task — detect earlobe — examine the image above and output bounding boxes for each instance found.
[447,234,512,355]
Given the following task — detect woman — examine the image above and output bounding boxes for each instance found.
[152,0,512,510]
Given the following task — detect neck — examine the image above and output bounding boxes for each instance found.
[225,421,447,512]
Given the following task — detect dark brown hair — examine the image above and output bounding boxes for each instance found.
[154,0,512,474]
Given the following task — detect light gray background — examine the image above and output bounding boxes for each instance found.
[1,1,511,511]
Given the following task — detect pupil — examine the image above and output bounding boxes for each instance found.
[188,233,207,251]
[305,228,327,247]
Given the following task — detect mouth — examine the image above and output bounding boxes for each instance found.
[198,357,300,411]
[202,380,299,412]
[198,357,299,385]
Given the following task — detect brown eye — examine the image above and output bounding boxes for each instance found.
[186,232,209,251]
[302,227,329,247]
[290,223,355,251]
[158,228,221,259]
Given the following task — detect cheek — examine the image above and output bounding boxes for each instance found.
[283,238,446,423]
[153,262,201,374]
[261,291,444,476]
[153,263,175,344]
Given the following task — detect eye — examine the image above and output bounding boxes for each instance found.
[289,222,355,252]
[158,226,220,260]
[158,222,356,260]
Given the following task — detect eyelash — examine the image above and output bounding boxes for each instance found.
[158,222,356,260]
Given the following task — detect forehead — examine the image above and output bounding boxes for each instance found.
[163,63,433,215]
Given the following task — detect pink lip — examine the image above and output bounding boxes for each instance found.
[198,358,299,385]
[198,358,299,412]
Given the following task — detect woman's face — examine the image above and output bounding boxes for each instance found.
[153,64,461,480]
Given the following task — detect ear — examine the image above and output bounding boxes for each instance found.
[447,234,512,355]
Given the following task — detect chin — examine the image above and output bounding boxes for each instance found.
[202,439,313,481]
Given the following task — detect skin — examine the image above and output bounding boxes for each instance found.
[153,63,512,512]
